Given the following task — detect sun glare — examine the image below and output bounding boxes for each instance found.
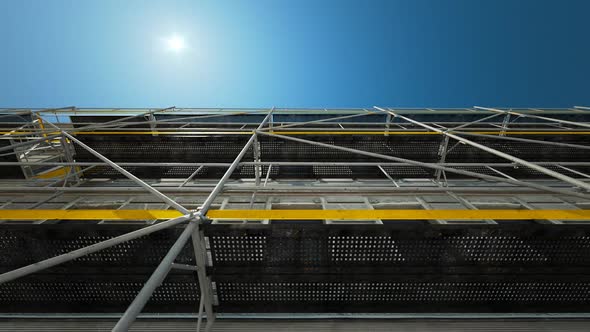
[166,35,186,52]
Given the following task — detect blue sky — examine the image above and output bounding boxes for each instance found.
[0,0,588,108]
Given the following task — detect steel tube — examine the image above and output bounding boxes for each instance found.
[113,108,273,331]
[376,107,590,192]
[46,109,272,132]
[143,109,272,125]
[0,133,62,154]
[474,106,590,129]
[257,131,590,199]
[0,214,190,284]
[199,109,273,213]
[75,106,175,132]
[196,295,205,332]
[4,121,574,130]
[178,108,273,331]
[179,165,205,188]
[170,263,199,272]
[261,112,375,131]
[558,165,590,179]
[456,131,590,151]
[63,132,190,214]
[40,118,190,214]
[112,222,197,332]
[192,227,215,332]
[0,185,583,195]
[447,113,503,131]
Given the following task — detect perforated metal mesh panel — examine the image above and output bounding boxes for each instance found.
[214,275,590,313]
[0,274,199,313]
[260,136,441,162]
[73,136,251,163]
[2,224,590,314]
[71,134,590,179]
[445,136,590,163]
[214,276,590,313]
[205,224,590,270]
[205,224,590,313]
[0,225,195,270]
[0,225,199,313]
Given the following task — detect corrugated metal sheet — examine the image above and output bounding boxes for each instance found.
[0,319,588,332]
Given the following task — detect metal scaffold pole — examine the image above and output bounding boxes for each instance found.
[113,107,273,332]
[1,106,590,328]
[255,131,590,200]
[111,221,198,332]
[374,106,590,192]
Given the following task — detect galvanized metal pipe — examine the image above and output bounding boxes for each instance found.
[170,263,199,272]
[39,118,190,214]
[75,106,175,132]
[257,131,590,199]
[456,131,590,151]
[0,133,62,154]
[261,112,375,131]
[181,108,273,331]
[474,106,590,129]
[192,226,215,332]
[199,108,274,213]
[558,165,590,179]
[375,107,590,192]
[112,108,273,331]
[447,113,503,131]
[63,132,190,214]
[179,165,205,188]
[112,222,197,332]
[0,185,583,195]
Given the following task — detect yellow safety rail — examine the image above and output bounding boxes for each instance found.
[0,209,589,220]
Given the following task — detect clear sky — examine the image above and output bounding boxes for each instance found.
[0,0,588,109]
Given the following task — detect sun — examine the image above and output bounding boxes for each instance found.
[166,35,186,52]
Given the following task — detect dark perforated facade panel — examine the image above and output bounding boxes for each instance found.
[205,224,590,313]
[70,135,590,179]
[205,224,590,271]
[2,224,590,314]
[0,225,199,313]
[214,275,590,313]
[0,225,195,269]
[73,135,251,163]
[1,273,199,313]
[259,136,441,162]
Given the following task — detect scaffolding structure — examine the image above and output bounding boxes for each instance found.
[0,106,590,331]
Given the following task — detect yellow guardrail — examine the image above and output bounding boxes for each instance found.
[0,209,589,220]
